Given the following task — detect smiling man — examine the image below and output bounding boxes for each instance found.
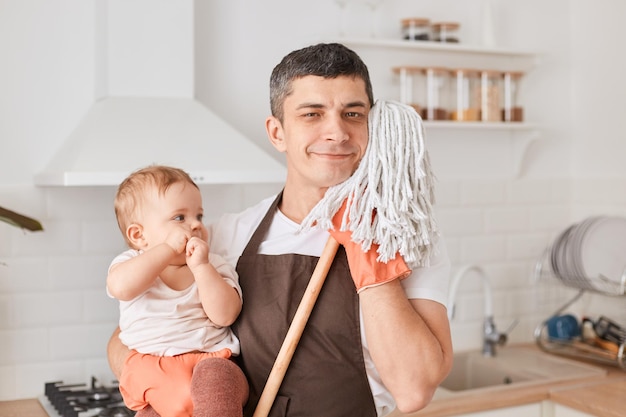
[266,74,369,223]
[108,43,453,417]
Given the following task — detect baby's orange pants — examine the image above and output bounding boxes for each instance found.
[119,349,232,417]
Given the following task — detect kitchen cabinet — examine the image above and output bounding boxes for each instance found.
[450,402,543,416]
[443,401,595,417]
[552,404,595,417]
[543,403,595,417]
[337,38,540,178]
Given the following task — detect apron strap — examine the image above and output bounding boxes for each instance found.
[241,190,283,257]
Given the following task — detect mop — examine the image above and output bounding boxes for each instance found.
[301,98,439,267]
[252,99,439,417]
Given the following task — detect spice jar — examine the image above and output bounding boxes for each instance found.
[393,66,424,116]
[401,18,430,41]
[423,67,451,121]
[480,70,502,122]
[432,22,460,43]
[450,68,480,121]
[502,71,524,122]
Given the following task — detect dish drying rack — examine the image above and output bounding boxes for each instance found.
[533,247,626,370]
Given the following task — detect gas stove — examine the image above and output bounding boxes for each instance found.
[39,377,135,417]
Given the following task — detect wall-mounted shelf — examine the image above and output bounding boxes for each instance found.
[338,38,539,72]
[423,121,535,130]
[333,37,541,179]
[338,37,536,57]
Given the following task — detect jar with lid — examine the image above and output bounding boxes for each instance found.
[422,67,451,121]
[502,71,524,122]
[432,22,460,43]
[480,70,502,122]
[450,68,480,121]
[401,18,430,41]
[393,66,425,116]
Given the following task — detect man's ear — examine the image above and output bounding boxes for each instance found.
[266,115,286,153]
[126,224,146,249]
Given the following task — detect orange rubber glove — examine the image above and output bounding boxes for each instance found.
[328,200,411,293]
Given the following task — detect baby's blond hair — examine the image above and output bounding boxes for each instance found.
[114,165,198,246]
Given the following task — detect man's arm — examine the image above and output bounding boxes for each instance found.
[107,327,130,380]
[360,281,453,414]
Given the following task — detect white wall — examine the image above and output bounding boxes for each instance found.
[1,0,625,401]
[0,0,95,186]
[570,1,626,179]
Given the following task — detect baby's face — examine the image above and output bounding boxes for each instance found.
[140,182,207,252]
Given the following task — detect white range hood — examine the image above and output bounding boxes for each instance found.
[35,0,286,186]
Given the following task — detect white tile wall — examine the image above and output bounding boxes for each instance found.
[2,0,626,405]
[436,177,626,370]
[0,183,284,400]
[4,178,624,401]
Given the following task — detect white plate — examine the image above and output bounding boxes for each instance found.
[578,216,626,294]
[570,217,599,289]
[551,224,577,285]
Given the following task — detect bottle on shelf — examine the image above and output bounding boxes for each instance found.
[423,67,451,121]
[393,65,529,125]
[450,68,480,121]
[393,66,451,121]
[502,71,524,122]
[400,18,431,41]
[432,22,460,43]
[393,66,424,116]
[480,70,502,122]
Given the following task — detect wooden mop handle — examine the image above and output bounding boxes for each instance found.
[252,236,340,417]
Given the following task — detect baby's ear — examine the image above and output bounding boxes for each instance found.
[126,223,146,249]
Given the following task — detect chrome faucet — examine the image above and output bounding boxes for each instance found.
[448,265,517,357]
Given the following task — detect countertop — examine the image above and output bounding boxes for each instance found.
[396,374,626,417]
[391,343,626,417]
[550,378,626,417]
[0,398,47,416]
[1,344,624,417]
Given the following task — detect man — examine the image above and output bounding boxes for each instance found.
[108,42,453,417]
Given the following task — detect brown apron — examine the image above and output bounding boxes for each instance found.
[232,193,377,417]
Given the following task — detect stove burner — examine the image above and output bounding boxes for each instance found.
[88,392,112,402]
[43,377,135,417]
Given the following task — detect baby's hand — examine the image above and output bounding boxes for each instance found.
[165,227,191,256]
[185,236,209,269]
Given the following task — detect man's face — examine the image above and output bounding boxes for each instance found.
[267,75,370,192]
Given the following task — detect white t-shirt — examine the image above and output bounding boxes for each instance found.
[108,249,241,357]
[208,194,451,417]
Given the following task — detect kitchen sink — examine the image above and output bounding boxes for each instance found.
[439,346,606,393]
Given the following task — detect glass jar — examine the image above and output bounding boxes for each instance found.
[450,68,480,121]
[480,70,502,122]
[401,18,430,41]
[432,22,460,43]
[502,71,524,122]
[422,67,451,121]
[394,66,424,116]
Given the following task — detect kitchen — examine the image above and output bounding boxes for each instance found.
[1,0,625,415]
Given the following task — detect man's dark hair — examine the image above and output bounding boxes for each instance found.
[269,43,374,121]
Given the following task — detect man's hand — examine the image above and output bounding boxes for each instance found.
[328,200,411,293]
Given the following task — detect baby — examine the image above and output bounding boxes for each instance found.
[107,164,247,417]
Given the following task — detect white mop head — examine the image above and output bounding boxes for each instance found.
[299,99,439,267]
